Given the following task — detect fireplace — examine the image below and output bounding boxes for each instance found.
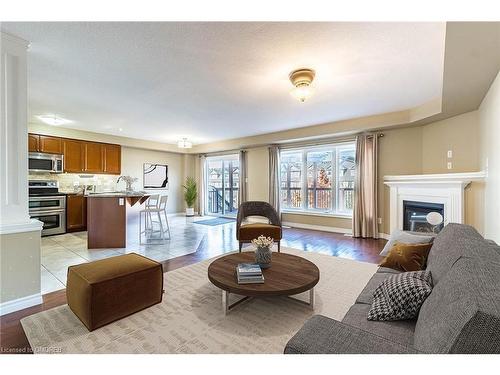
[403,200,444,233]
[384,172,485,236]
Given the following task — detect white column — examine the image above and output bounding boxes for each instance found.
[0,32,43,316]
[0,32,39,231]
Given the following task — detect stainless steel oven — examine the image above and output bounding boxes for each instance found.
[28,180,66,236]
[29,152,64,173]
[29,206,66,236]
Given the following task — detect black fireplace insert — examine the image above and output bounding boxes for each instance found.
[403,200,444,233]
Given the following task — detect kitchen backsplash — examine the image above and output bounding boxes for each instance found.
[29,173,121,193]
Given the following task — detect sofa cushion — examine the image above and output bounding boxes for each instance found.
[356,273,395,305]
[414,257,500,353]
[379,242,432,272]
[380,229,435,256]
[426,223,496,284]
[285,315,418,354]
[368,271,433,321]
[342,303,416,347]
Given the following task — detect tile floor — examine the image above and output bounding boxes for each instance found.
[40,214,238,294]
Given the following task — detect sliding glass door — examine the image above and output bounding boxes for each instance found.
[206,155,239,217]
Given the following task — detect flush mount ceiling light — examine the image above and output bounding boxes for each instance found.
[177,138,193,149]
[289,68,315,102]
[36,114,73,126]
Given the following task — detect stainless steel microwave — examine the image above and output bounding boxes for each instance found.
[28,152,64,173]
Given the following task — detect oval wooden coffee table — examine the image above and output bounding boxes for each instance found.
[208,252,320,314]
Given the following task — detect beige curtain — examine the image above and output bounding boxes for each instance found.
[268,145,281,213]
[353,134,379,238]
[239,150,247,205]
[198,155,206,216]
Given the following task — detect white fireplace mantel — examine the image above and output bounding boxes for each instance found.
[384,171,485,233]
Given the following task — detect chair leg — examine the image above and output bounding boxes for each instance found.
[239,242,243,252]
[157,212,164,240]
[277,241,281,253]
[163,209,171,240]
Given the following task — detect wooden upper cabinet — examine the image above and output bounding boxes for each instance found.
[84,142,104,173]
[28,134,39,152]
[30,133,121,175]
[103,144,121,175]
[39,135,62,154]
[63,139,84,173]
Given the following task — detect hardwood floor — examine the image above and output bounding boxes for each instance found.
[0,227,385,354]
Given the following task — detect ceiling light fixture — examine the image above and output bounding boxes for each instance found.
[177,138,193,149]
[36,114,73,126]
[289,68,315,102]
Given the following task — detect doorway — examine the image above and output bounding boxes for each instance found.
[205,154,239,217]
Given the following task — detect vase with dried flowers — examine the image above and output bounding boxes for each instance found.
[251,235,274,269]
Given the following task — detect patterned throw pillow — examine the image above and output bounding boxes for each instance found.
[368,271,433,321]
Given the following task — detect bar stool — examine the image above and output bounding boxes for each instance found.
[139,195,171,244]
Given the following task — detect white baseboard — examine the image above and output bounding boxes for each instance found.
[282,221,352,235]
[0,293,43,316]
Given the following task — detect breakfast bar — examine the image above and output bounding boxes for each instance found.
[86,192,149,249]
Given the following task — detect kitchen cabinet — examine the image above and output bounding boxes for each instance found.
[103,143,121,174]
[39,135,62,154]
[29,133,121,175]
[63,139,85,173]
[84,142,104,173]
[28,134,39,152]
[28,134,62,154]
[66,194,87,232]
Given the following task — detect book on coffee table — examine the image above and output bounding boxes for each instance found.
[236,264,264,284]
[236,263,262,276]
[236,271,265,284]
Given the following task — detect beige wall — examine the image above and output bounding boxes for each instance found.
[0,230,41,304]
[121,147,184,213]
[378,126,424,234]
[479,71,500,242]
[422,111,479,173]
[246,147,269,202]
[420,110,484,232]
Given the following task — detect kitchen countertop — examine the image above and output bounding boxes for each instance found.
[61,191,149,197]
[86,191,149,198]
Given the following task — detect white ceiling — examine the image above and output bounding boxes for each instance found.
[1,22,446,145]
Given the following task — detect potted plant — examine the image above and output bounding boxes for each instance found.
[183,177,197,217]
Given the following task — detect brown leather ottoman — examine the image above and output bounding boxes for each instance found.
[66,253,163,331]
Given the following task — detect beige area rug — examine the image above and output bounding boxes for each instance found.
[21,248,377,354]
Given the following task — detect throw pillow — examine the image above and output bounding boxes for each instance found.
[379,241,433,272]
[368,270,433,321]
[380,229,435,256]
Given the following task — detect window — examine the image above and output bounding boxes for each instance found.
[280,143,356,216]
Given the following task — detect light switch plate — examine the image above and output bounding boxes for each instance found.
[447,162,452,170]
[447,150,453,158]
[119,198,124,206]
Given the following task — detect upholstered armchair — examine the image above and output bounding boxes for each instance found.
[236,201,282,252]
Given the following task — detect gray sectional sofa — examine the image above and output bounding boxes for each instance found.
[285,223,500,354]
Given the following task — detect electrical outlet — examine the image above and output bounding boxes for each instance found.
[377,217,383,224]
[447,162,452,170]
[447,150,453,158]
